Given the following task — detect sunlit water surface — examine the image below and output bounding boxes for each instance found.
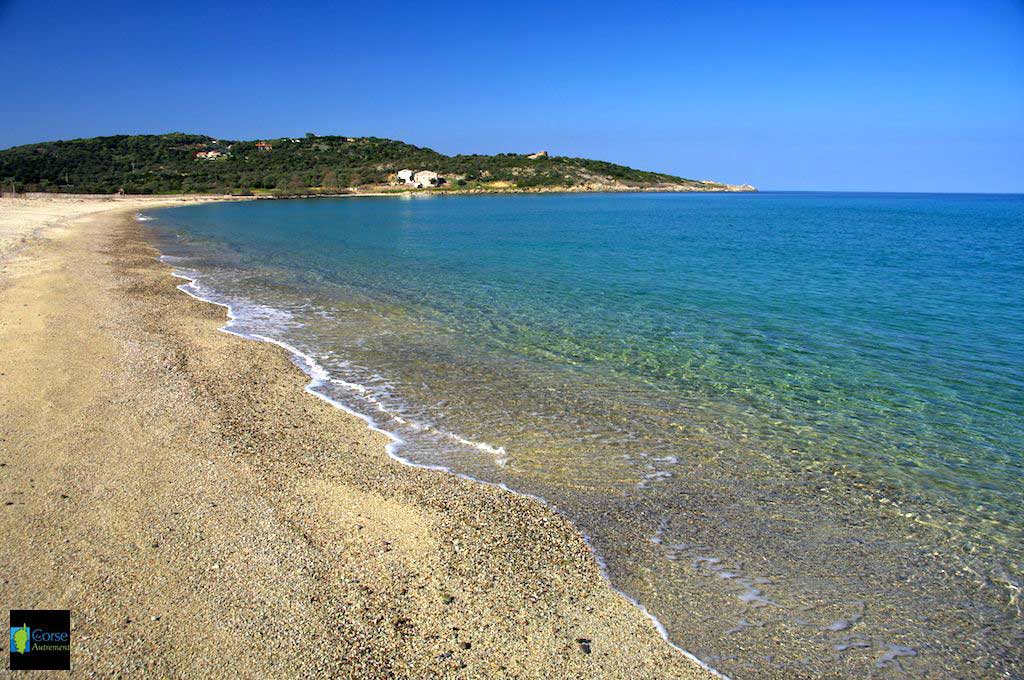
[146,192,1023,677]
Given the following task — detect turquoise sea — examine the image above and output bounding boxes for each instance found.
[146,192,1023,677]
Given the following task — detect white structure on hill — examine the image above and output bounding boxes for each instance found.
[413,170,442,188]
[396,169,445,188]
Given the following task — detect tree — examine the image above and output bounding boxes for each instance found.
[321,168,339,190]
[0,133,703,195]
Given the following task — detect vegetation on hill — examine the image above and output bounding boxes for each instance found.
[0,133,753,195]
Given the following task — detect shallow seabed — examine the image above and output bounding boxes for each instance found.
[147,192,1023,677]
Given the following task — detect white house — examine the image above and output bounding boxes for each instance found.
[413,170,442,188]
[396,168,445,188]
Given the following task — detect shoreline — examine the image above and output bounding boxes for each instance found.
[138,195,1024,677]
[0,195,715,675]
[5,181,756,206]
[163,259,727,679]
[0,193,254,260]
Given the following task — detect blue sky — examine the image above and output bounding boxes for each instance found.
[1,0,1021,191]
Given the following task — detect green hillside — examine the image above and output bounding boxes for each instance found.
[0,133,754,195]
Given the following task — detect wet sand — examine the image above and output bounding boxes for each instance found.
[0,194,713,676]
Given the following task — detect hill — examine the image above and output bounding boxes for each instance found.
[0,133,755,195]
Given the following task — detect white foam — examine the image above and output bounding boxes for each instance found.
[163,259,512,469]
[443,431,509,467]
[155,245,729,680]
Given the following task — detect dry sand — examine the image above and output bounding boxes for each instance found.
[0,193,245,260]
[0,195,714,678]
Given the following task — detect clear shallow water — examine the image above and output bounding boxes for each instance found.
[146,193,1023,677]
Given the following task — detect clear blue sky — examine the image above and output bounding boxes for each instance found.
[1,0,1021,191]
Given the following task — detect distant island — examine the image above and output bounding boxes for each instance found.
[0,133,755,196]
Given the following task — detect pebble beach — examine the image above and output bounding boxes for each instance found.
[0,194,712,677]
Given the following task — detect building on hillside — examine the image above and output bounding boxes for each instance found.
[195,150,226,160]
[527,150,549,159]
[256,141,273,152]
[413,170,444,188]
[395,169,446,188]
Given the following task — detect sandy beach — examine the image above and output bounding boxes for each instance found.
[0,194,712,677]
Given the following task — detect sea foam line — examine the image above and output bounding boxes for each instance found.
[158,253,728,679]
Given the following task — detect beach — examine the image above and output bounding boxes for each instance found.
[140,193,1023,678]
[0,194,712,677]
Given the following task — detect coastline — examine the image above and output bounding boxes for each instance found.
[123,194,1024,677]
[6,178,756,206]
[164,261,726,679]
[0,193,254,260]
[0,195,714,675]
[291,183,758,196]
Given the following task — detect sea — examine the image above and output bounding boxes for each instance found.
[143,192,1023,677]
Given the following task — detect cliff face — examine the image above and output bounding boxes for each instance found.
[0,133,755,195]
